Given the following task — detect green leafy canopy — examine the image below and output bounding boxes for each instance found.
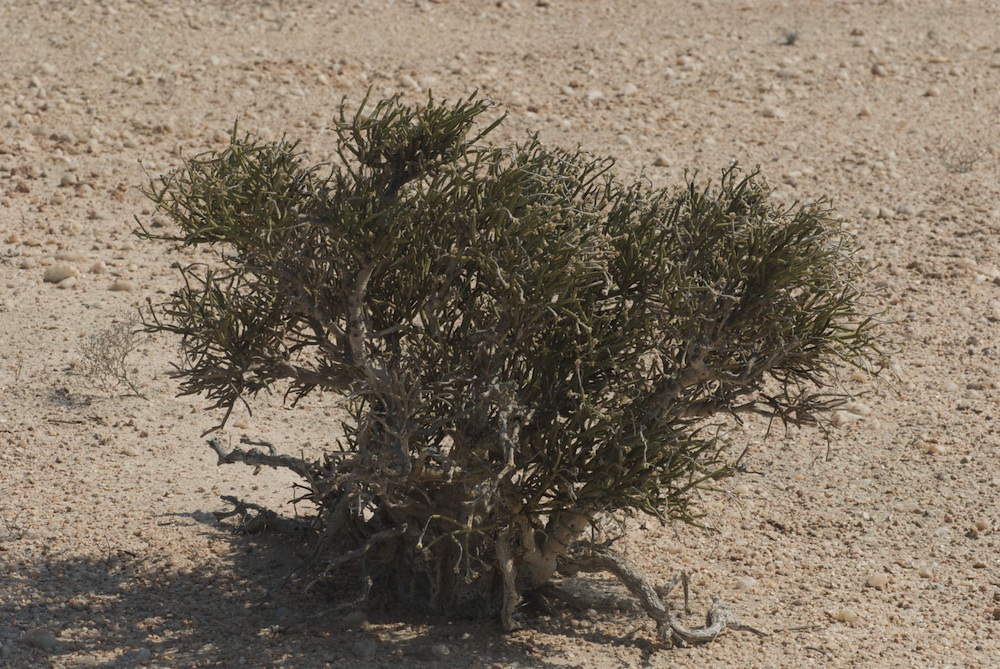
[139,92,886,615]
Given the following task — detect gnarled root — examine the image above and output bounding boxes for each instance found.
[561,546,769,648]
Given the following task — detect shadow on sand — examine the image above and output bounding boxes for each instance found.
[2,509,659,668]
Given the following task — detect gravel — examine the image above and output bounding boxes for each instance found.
[2,1,999,668]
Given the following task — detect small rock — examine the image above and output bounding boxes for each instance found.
[893,500,920,514]
[43,263,78,283]
[414,643,451,661]
[121,647,152,664]
[761,106,787,119]
[925,442,947,455]
[58,276,77,289]
[733,483,750,496]
[55,250,88,262]
[20,628,57,652]
[896,203,916,216]
[341,610,367,626]
[350,639,377,660]
[866,572,889,590]
[586,90,604,102]
[109,278,135,292]
[871,63,888,76]
[72,653,100,666]
[18,257,38,270]
[917,566,934,579]
[877,206,893,219]
[5,232,20,243]
[836,608,859,623]
[89,260,107,274]
[653,155,670,167]
[975,519,990,531]
[736,576,757,591]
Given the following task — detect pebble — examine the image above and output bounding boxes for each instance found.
[836,608,859,623]
[761,106,787,119]
[20,628,57,652]
[18,257,38,270]
[893,500,920,513]
[736,576,757,591]
[896,203,916,216]
[917,566,934,579]
[58,276,78,289]
[43,263,78,283]
[72,654,100,666]
[925,442,947,455]
[109,278,136,292]
[871,63,888,76]
[415,643,451,661]
[341,610,367,626]
[350,639,377,659]
[653,155,670,167]
[55,250,88,262]
[733,483,750,496]
[89,261,107,274]
[975,519,990,531]
[121,647,152,664]
[866,572,889,590]
[586,90,604,102]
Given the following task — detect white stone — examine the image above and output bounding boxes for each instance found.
[109,278,136,292]
[43,263,78,283]
[866,572,889,590]
[836,608,859,623]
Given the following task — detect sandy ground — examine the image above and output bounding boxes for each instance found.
[2,0,1000,667]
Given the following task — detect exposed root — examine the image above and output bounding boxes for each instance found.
[563,546,769,648]
[496,530,520,631]
[208,437,317,480]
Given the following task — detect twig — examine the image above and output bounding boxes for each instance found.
[208,437,316,480]
[307,524,407,590]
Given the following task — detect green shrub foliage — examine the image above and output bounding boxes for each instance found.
[141,93,884,618]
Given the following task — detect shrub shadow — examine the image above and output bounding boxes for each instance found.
[0,509,576,668]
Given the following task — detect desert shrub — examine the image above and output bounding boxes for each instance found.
[77,312,144,397]
[139,93,885,641]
